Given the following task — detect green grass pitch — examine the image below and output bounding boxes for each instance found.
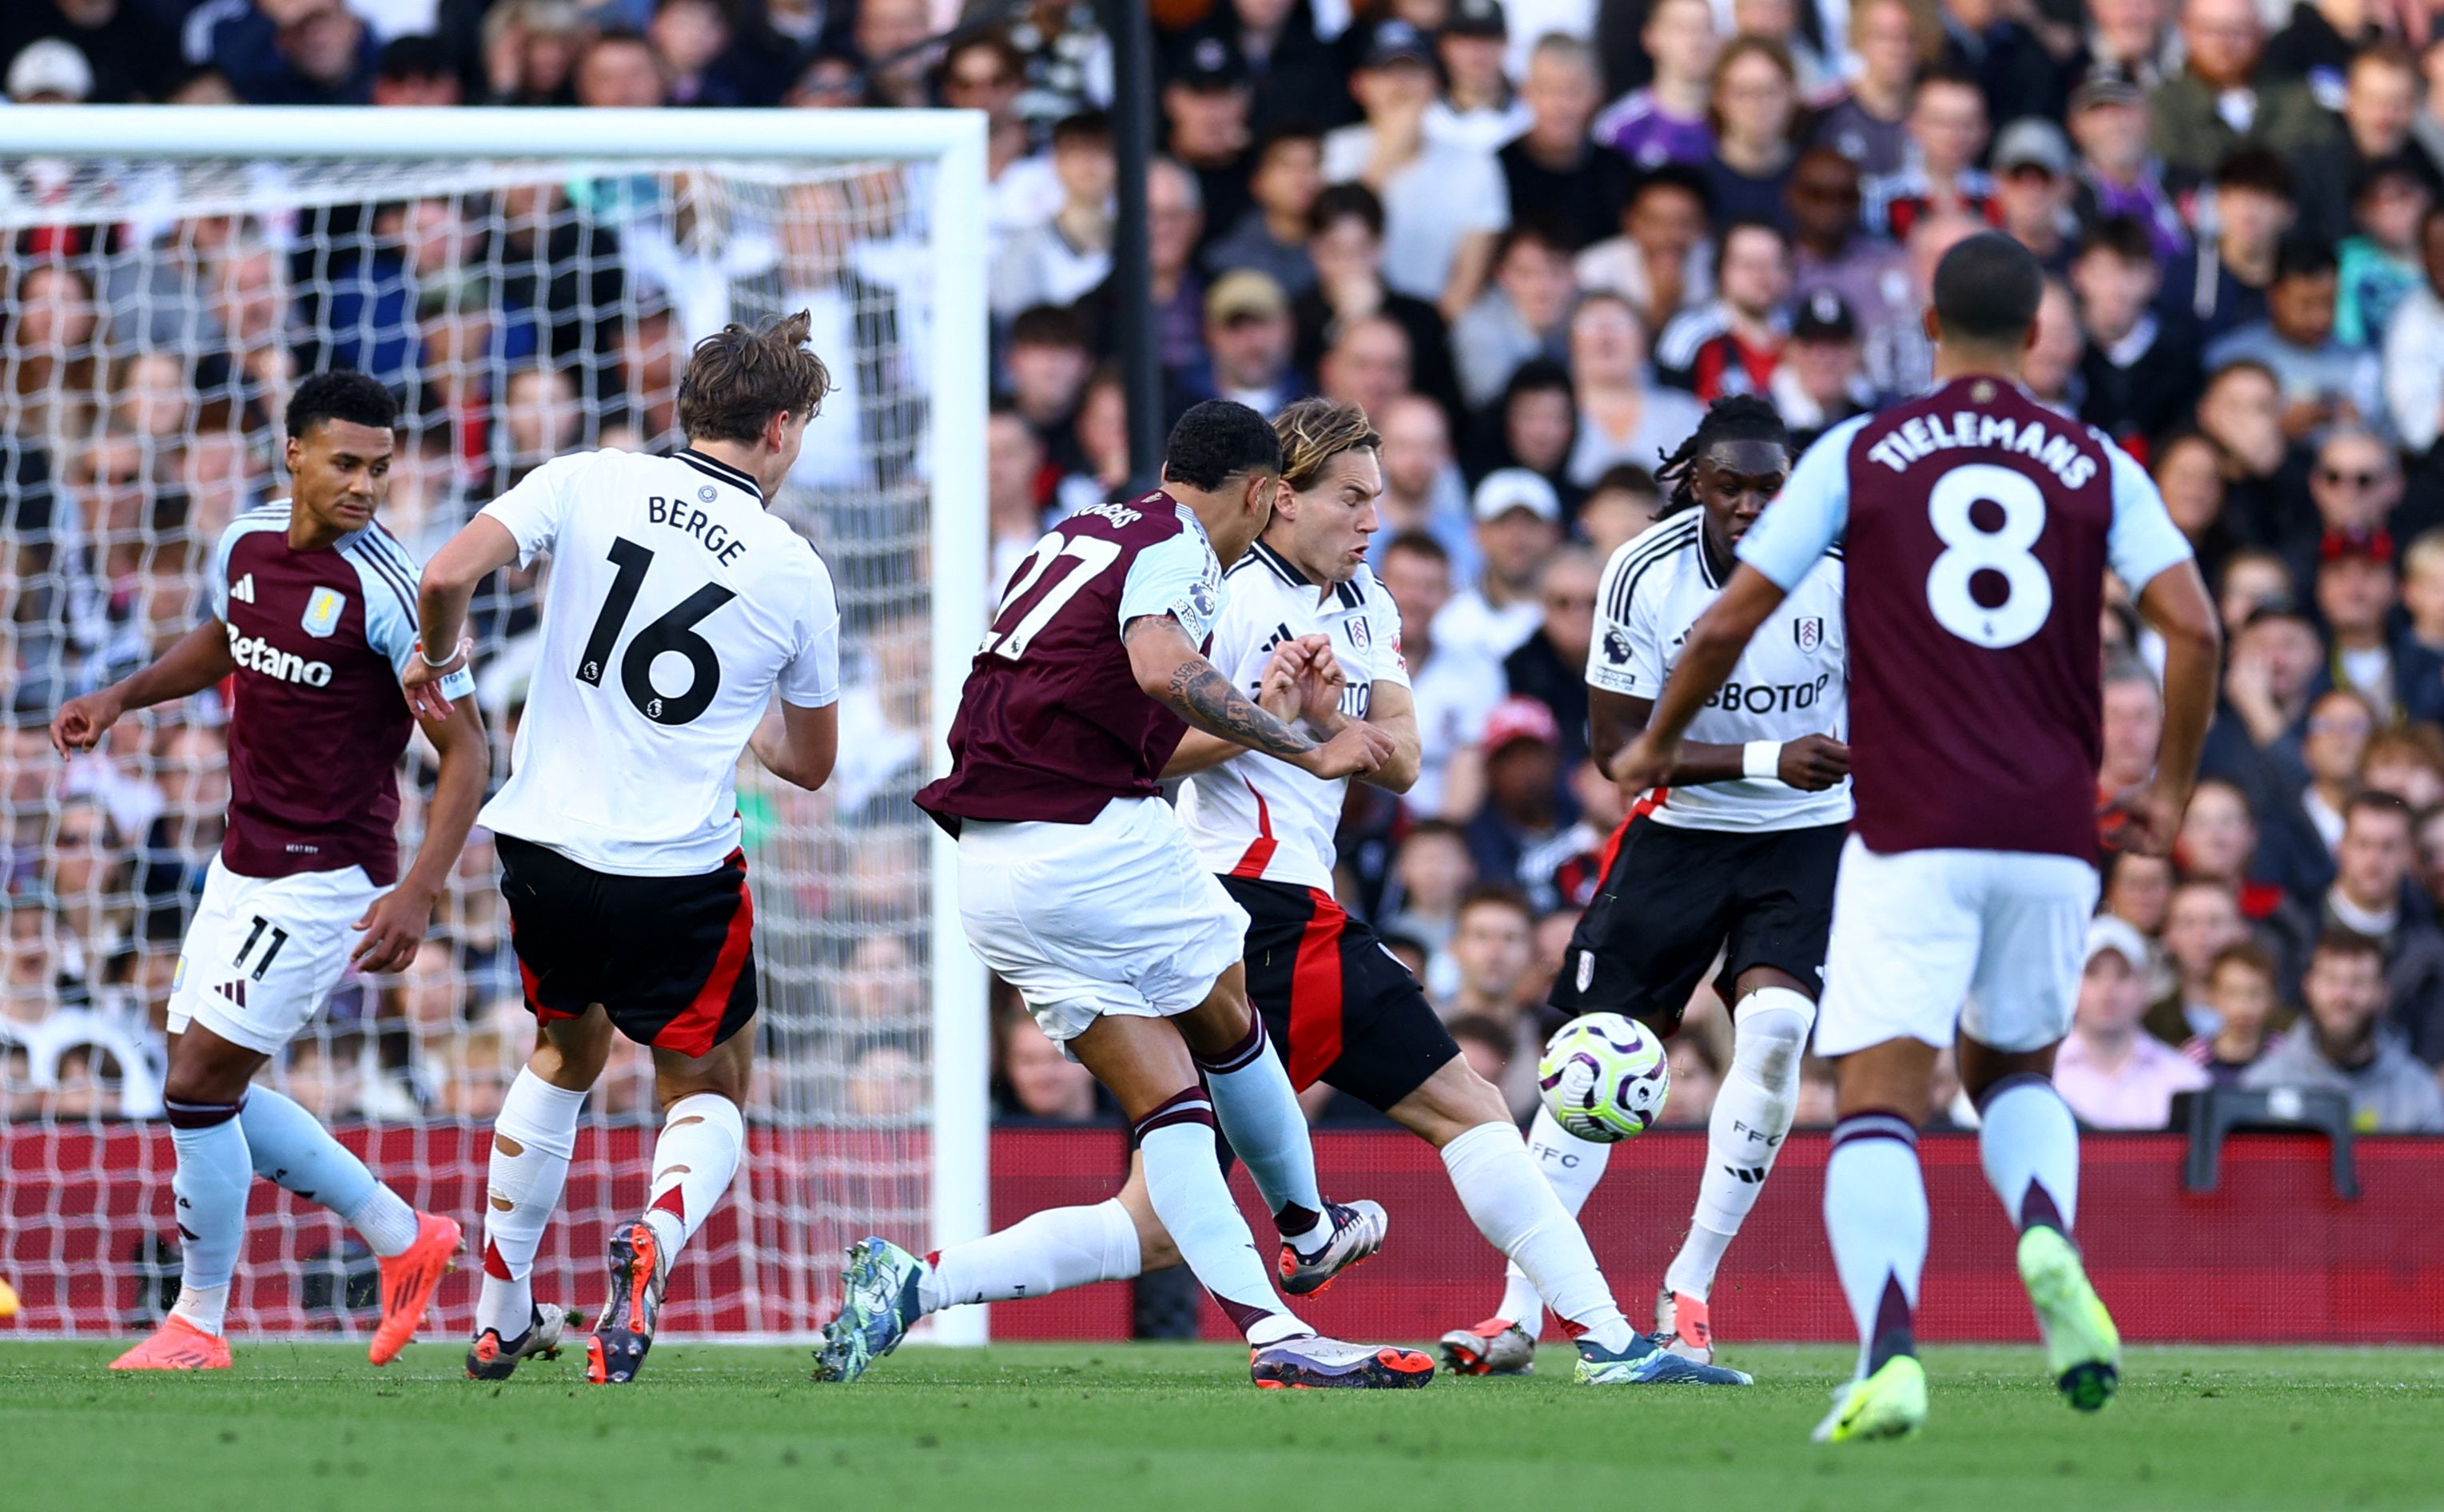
[5,1341,2440,1510]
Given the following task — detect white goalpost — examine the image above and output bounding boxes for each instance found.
[0,106,991,1344]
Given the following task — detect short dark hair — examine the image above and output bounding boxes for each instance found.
[1627,162,1714,218]
[2344,788,2414,831]
[1712,217,1789,280]
[1456,881,1533,925]
[1656,394,1789,517]
[1590,462,1660,499]
[1380,528,1450,567]
[2311,926,2386,968]
[1051,109,1113,148]
[2076,214,2155,267]
[1503,356,1577,405]
[1008,303,1091,351]
[376,34,452,83]
[2215,146,2295,198]
[2208,940,2277,982]
[1253,124,1324,165]
[1310,181,1386,240]
[677,312,832,444]
[1444,1012,1514,1059]
[1161,400,1281,490]
[2275,237,2339,284]
[1931,232,2044,344]
[285,369,398,440]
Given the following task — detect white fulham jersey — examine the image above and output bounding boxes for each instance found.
[1178,539,1410,892]
[1590,508,1852,834]
[477,448,842,876]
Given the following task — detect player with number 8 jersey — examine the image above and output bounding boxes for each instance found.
[1615,235,2223,1442]
[411,314,844,1386]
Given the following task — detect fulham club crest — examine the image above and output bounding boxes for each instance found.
[1347,615,1371,651]
[1793,616,1824,655]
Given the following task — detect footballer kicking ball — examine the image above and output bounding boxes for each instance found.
[1538,1013,1670,1142]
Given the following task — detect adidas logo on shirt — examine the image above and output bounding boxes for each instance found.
[229,573,256,603]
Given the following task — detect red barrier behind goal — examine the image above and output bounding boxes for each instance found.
[4,1126,2436,1342]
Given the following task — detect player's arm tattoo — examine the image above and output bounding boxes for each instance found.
[1168,658,1320,759]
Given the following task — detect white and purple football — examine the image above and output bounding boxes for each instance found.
[1538,1013,1670,1143]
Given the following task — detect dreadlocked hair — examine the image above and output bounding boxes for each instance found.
[1654,394,1789,517]
[1274,396,1383,492]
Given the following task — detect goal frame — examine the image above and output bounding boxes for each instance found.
[0,105,994,1344]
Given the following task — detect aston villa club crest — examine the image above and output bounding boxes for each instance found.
[1793,616,1823,655]
[301,587,346,639]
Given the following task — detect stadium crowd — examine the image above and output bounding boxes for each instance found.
[8,0,2444,1138]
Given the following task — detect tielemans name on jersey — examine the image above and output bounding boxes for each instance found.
[1863,410,2100,490]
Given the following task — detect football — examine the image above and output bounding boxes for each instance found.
[1538,1013,1672,1143]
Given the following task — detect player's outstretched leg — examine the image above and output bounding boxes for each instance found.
[588,1090,744,1384]
[1658,985,1813,1363]
[1445,1104,1609,1375]
[815,1198,1143,1383]
[113,1092,250,1371]
[1979,1070,2119,1410]
[1813,1109,1930,1442]
[1188,986,1384,1297]
[237,1087,460,1365]
[470,1067,587,1380]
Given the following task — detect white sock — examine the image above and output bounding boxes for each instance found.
[1136,1091,1306,1347]
[1495,1104,1612,1331]
[166,1099,251,1337]
[1194,1014,1328,1250]
[1825,1112,1926,1379]
[1666,990,1813,1300]
[1443,1121,1633,1352]
[1977,1073,2080,1234]
[640,1092,746,1263]
[476,1069,586,1339]
[920,1199,1141,1313]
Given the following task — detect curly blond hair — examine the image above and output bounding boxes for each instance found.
[1272,397,1381,494]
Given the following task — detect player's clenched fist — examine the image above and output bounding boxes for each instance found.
[1296,719,1396,779]
[1777,734,1850,791]
[50,689,125,756]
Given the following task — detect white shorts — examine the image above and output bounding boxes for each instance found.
[957,796,1250,1044]
[1816,837,2099,1058]
[165,855,381,1056]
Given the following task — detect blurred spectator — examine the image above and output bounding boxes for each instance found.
[1322,20,1509,318]
[2362,726,2444,810]
[571,25,666,108]
[987,404,1049,591]
[1451,225,1575,410]
[853,0,933,109]
[997,1008,1101,1120]
[2096,659,2157,803]
[2066,70,2191,266]
[1576,463,1663,559]
[1591,0,1718,168]
[1382,817,1477,951]
[2242,927,2444,1128]
[2163,149,2293,344]
[1292,183,1461,416]
[2023,276,2084,413]
[1369,392,1476,577]
[2381,205,2444,456]
[1317,312,1413,422]
[2074,217,2202,453]
[1214,0,1350,141]
[1002,304,1095,473]
[1084,157,1207,384]
[0,2,181,104]
[2150,0,2339,183]
[1992,117,2078,273]
[2335,154,2430,352]
[1655,219,1793,401]
[2403,528,2444,653]
[1499,35,1633,254]
[645,0,766,107]
[1462,695,1566,889]
[1440,468,1561,661]
[1864,209,1980,396]
[1703,36,1804,231]
[1161,34,1253,240]
[1575,164,1715,336]
[1562,293,1704,489]
[1864,68,1995,240]
[2056,915,2210,1129]
[1787,146,1911,345]
[1379,531,1499,817]
[1428,0,1529,153]
[2144,879,2248,1044]
[204,0,379,105]
[1657,1035,1721,1127]
[1180,269,1300,418]
[2206,239,2386,444]
[1773,292,1874,444]
[1433,885,1542,1113]
[1445,1011,1515,1089]
[481,0,585,105]
[2187,940,2288,1084]
[992,112,1117,320]
[1502,546,1599,768]
[2312,522,2443,724]
[2266,791,2444,1063]
[2195,362,2291,539]
[1204,127,1325,294]
[2151,431,2235,586]
[1813,0,1929,177]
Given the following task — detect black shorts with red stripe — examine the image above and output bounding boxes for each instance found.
[1222,875,1459,1114]
[1548,816,1843,1032]
[497,834,758,1058]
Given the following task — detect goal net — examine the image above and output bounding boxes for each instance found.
[0,109,989,1343]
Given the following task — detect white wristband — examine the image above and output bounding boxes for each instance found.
[1742,740,1783,781]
